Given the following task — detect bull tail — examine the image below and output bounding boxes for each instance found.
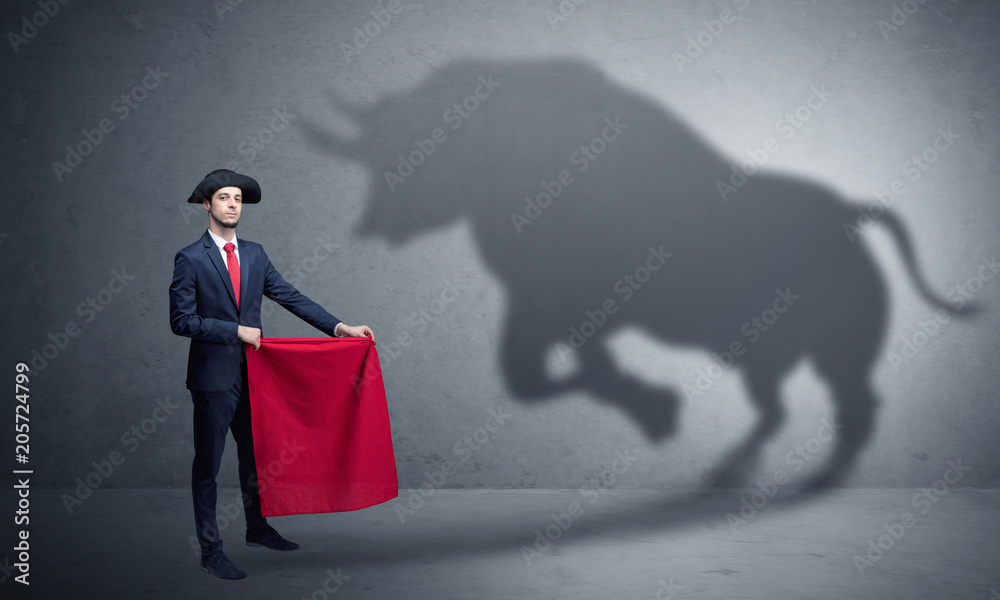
[878,208,974,315]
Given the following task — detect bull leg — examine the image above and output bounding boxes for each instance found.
[706,369,785,487]
[500,313,677,440]
[499,315,577,401]
[573,342,679,441]
[803,367,877,489]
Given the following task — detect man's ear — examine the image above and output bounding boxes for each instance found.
[203,199,211,212]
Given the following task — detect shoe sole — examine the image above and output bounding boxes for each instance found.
[245,541,299,551]
[201,566,247,580]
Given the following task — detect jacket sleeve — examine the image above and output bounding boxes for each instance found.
[261,248,342,337]
[169,252,240,345]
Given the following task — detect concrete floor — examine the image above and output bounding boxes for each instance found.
[7,487,999,599]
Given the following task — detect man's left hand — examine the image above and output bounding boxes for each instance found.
[339,324,374,341]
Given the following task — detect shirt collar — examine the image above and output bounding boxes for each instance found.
[207,228,238,251]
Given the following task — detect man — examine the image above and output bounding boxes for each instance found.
[169,169,373,580]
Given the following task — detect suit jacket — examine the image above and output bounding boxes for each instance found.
[170,231,341,392]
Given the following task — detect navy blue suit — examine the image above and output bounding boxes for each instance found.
[169,230,341,555]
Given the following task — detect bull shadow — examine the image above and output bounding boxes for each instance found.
[305,58,957,491]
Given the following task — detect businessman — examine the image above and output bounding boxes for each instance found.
[169,169,373,580]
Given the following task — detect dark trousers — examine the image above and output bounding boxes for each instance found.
[190,355,268,557]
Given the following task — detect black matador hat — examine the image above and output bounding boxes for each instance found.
[186,169,262,204]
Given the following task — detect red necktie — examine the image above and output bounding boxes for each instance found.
[224,242,240,308]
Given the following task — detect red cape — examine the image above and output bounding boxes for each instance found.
[246,337,398,516]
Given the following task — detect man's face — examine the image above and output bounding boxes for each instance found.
[204,186,242,229]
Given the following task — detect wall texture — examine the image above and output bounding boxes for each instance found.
[1,0,998,491]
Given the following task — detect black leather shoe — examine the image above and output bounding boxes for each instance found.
[246,525,300,551]
[201,551,247,580]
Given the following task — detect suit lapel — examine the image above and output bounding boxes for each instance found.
[202,231,239,311]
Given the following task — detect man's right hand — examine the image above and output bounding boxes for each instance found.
[238,326,262,350]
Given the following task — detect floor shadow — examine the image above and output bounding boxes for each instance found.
[258,488,844,571]
[304,58,957,491]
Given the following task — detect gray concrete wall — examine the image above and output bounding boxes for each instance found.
[1,0,998,491]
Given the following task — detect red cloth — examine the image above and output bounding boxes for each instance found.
[246,337,398,516]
